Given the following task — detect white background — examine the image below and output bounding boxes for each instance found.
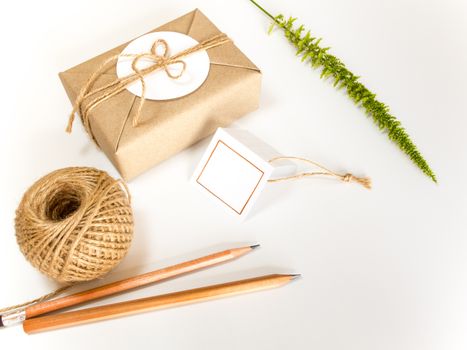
[0,0,466,349]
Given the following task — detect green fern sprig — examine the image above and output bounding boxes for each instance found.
[250,0,437,182]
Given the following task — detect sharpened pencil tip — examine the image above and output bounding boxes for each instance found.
[289,274,302,280]
[250,244,260,250]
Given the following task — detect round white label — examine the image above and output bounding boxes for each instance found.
[116,31,210,100]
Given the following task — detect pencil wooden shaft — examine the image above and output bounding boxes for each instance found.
[26,247,253,318]
[23,274,292,334]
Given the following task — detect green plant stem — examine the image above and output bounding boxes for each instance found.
[249,0,437,182]
[250,0,276,21]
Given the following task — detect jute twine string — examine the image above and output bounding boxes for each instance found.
[0,286,71,314]
[268,156,371,189]
[66,33,231,143]
[1,167,134,315]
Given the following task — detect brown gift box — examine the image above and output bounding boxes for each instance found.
[59,9,262,180]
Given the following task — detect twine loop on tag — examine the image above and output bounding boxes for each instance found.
[267,156,371,189]
[66,33,231,143]
[342,173,352,182]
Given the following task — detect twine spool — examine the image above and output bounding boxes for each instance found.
[15,167,134,283]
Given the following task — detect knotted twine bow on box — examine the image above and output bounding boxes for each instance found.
[66,33,231,137]
[60,9,262,180]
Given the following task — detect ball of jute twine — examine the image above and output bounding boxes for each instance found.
[15,167,134,284]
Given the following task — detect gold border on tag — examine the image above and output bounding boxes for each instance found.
[196,140,264,215]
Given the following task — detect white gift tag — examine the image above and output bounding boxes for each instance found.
[116,31,210,100]
[192,128,296,218]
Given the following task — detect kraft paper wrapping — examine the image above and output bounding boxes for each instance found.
[59,9,262,180]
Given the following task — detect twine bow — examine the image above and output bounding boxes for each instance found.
[268,156,371,189]
[66,33,231,142]
[135,39,187,80]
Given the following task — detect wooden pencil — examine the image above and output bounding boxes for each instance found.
[25,245,259,319]
[23,273,299,334]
